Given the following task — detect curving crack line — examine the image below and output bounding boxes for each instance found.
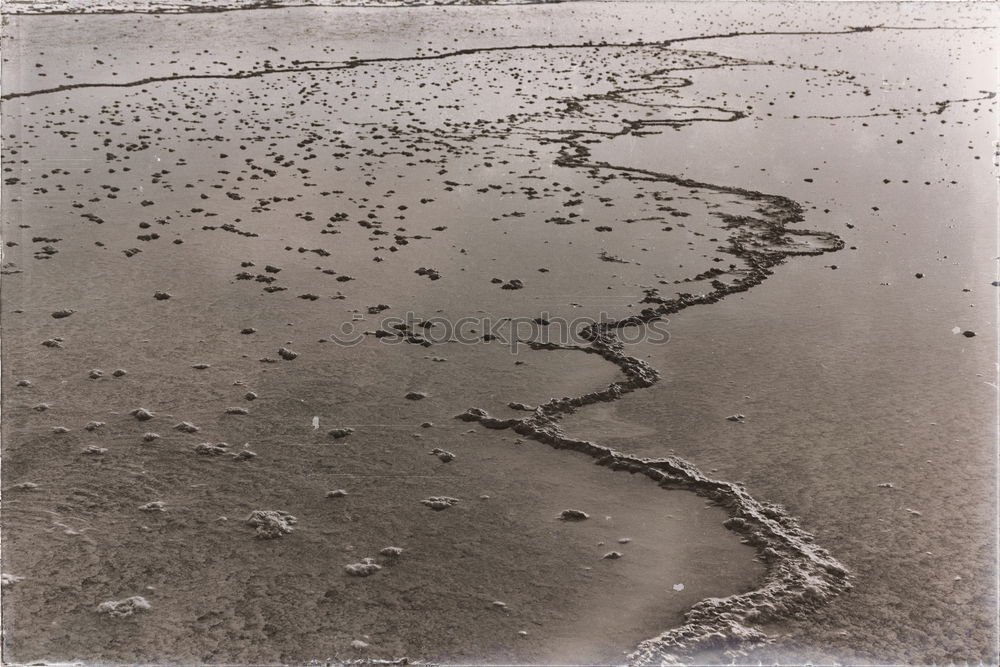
[805,90,997,120]
[2,24,988,101]
[451,57,849,662]
[455,204,848,662]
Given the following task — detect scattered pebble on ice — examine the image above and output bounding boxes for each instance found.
[345,558,382,577]
[245,510,297,539]
[421,496,459,511]
[96,596,151,617]
[1,574,25,587]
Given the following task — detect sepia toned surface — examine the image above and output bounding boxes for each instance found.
[1,2,996,664]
